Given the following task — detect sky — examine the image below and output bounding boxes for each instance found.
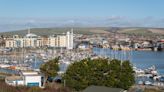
[0,0,164,31]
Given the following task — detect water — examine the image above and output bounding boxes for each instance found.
[31,58,44,69]
[0,68,19,74]
[59,63,69,72]
[0,58,44,74]
[93,48,164,74]
[1,48,164,75]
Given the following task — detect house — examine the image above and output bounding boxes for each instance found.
[5,71,42,87]
[5,76,24,86]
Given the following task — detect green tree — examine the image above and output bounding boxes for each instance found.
[118,61,135,89]
[40,58,59,87]
[64,58,134,91]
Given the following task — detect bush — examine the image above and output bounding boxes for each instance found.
[0,81,18,92]
[27,87,43,92]
[0,81,70,92]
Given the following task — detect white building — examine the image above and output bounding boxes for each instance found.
[5,71,42,87]
[66,29,74,49]
[5,76,24,86]
[5,29,74,49]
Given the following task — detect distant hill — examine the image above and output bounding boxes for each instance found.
[0,27,110,36]
[118,28,164,35]
[0,27,164,36]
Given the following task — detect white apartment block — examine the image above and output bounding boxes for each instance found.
[5,29,74,49]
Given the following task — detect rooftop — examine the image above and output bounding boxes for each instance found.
[6,76,23,81]
[25,33,37,38]
[21,71,39,76]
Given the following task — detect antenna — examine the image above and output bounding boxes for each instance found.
[28,27,31,34]
[71,28,73,34]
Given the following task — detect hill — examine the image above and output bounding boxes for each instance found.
[0,27,164,36]
[118,28,164,35]
[0,27,110,36]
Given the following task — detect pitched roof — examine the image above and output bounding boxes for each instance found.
[6,76,23,81]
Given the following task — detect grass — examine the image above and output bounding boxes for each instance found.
[120,28,160,36]
[0,80,70,92]
[0,27,109,36]
[1,27,163,36]
[144,88,163,92]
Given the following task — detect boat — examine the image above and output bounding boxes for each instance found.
[153,76,161,81]
[144,81,152,85]
[0,64,10,68]
[3,59,9,63]
[138,81,144,85]
[159,76,164,82]
[134,68,145,74]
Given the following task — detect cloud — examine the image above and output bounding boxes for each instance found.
[107,16,126,21]
[0,17,164,32]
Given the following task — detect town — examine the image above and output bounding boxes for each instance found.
[1,0,164,92]
[0,27,163,92]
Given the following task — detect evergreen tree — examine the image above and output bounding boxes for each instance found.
[64,58,134,91]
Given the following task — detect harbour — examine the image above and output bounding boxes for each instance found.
[93,47,164,89]
[93,48,164,74]
[1,47,164,75]
[0,46,164,90]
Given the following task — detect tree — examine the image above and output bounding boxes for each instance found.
[118,61,135,89]
[40,57,59,87]
[64,58,134,91]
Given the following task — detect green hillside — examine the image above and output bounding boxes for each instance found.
[1,27,164,36]
[0,27,109,36]
[118,28,164,36]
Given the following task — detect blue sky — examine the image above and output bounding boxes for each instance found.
[0,0,164,31]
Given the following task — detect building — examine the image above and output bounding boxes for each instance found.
[5,29,74,49]
[5,71,42,87]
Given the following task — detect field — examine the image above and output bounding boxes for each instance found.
[148,29,164,35]
[118,28,164,36]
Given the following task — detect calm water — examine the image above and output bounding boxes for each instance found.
[1,48,164,75]
[0,58,43,74]
[93,48,164,74]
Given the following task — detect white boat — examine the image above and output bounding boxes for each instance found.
[153,76,161,80]
[151,70,158,75]
[3,59,9,63]
[144,81,152,85]
[12,61,18,64]
[64,61,71,65]
[135,69,145,74]
[42,56,48,60]
[0,64,10,68]
[138,81,143,85]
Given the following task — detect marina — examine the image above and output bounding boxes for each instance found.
[93,48,164,74]
[0,47,164,74]
[0,48,95,74]
[0,47,164,89]
[93,47,164,88]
